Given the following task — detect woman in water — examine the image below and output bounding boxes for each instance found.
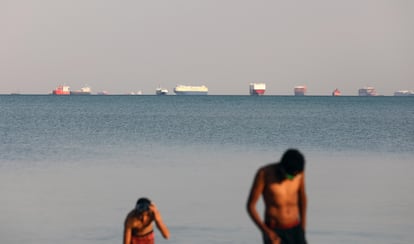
[123,198,170,244]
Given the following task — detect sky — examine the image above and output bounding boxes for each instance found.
[1,0,413,95]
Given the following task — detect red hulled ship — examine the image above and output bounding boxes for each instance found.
[52,85,70,95]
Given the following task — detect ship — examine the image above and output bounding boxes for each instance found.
[52,85,70,95]
[294,86,306,96]
[173,85,208,95]
[249,83,266,95]
[97,91,109,95]
[332,88,341,96]
[70,86,91,95]
[127,91,142,95]
[156,87,168,95]
[358,87,377,96]
[394,90,414,96]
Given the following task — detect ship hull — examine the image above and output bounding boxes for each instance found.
[70,91,91,95]
[52,91,70,95]
[294,92,305,96]
[250,89,265,95]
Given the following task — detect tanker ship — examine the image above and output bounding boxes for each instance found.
[294,86,306,96]
[249,83,266,95]
[173,85,208,95]
[52,85,70,95]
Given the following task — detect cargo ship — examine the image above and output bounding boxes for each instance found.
[52,85,70,95]
[358,87,377,96]
[249,83,266,95]
[173,85,208,95]
[70,86,91,95]
[394,90,414,96]
[332,88,341,96]
[294,86,306,96]
[156,87,168,95]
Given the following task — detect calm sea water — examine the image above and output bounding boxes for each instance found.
[0,95,413,244]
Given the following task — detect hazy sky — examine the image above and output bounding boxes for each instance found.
[1,0,413,95]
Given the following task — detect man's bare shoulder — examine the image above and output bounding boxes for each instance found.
[260,162,279,173]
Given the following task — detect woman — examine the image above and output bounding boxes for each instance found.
[123,198,170,244]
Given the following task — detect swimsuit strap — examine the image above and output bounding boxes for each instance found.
[132,229,154,237]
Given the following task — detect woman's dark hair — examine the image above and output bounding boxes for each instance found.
[135,197,151,214]
[280,149,305,175]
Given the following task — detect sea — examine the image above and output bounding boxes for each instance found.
[0,95,413,244]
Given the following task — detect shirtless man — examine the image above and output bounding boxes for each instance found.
[247,149,307,244]
[123,198,170,244]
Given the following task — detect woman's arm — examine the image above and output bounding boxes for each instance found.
[123,213,132,244]
[150,204,170,239]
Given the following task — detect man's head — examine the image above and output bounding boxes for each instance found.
[280,149,305,178]
[135,197,151,214]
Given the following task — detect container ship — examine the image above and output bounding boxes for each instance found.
[70,86,91,95]
[358,87,377,96]
[156,87,168,95]
[249,83,266,95]
[52,85,70,95]
[173,85,208,95]
[294,86,306,96]
[332,88,341,96]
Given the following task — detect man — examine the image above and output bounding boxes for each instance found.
[124,197,170,244]
[247,149,307,244]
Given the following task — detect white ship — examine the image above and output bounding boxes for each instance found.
[249,83,266,95]
[173,85,208,95]
[358,87,377,96]
[156,87,168,95]
[394,90,414,96]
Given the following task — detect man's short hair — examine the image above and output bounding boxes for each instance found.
[280,149,305,175]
